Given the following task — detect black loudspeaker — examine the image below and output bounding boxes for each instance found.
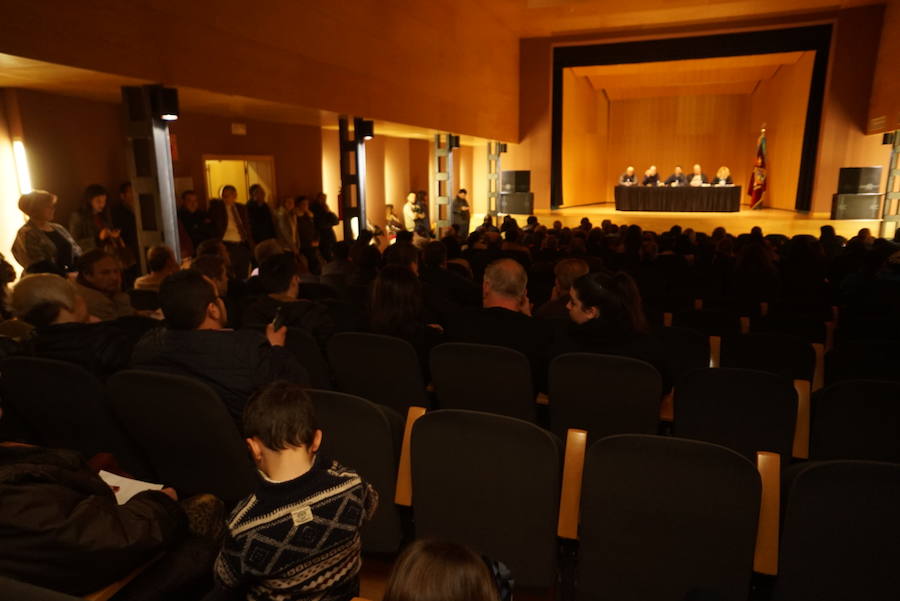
[883,132,896,145]
[837,167,882,194]
[501,170,531,193]
[831,194,882,219]
[498,192,534,214]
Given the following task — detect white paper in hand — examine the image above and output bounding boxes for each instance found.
[99,470,164,505]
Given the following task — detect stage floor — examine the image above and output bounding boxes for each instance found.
[536,203,884,239]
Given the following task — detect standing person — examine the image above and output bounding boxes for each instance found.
[246,184,276,245]
[452,189,471,237]
[178,190,214,252]
[111,182,140,288]
[209,185,253,280]
[213,380,378,601]
[296,196,321,275]
[12,190,82,272]
[415,190,430,236]
[403,192,423,232]
[385,204,404,240]
[311,192,339,262]
[69,184,133,270]
[273,196,299,254]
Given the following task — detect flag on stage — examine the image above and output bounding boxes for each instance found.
[749,129,767,210]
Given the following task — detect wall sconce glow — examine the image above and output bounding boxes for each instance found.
[12,140,32,194]
[161,114,179,121]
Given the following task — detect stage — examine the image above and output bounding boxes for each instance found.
[536,203,883,239]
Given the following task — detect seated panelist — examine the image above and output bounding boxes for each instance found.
[664,166,686,187]
[688,164,708,186]
[713,166,734,185]
[618,166,637,186]
[642,165,660,186]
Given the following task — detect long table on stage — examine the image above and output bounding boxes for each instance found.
[614,185,742,212]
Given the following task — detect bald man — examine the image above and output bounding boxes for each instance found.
[618,166,637,186]
[445,258,553,392]
[689,164,708,186]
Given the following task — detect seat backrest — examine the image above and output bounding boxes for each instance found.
[106,370,257,504]
[673,308,742,337]
[327,332,427,414]
[810,380,900,462]
[0,357,149,477]
[411,410,561,588]
[653,326,710,386]
[578,435,760,601]
[674,368,797,460]
[430,343,535,422]
[549,353,661,443]
[721,332,815,381]
[774,461,900,601]
[825,339,900,385]
[307,389,404,553]
[286,327,332,389]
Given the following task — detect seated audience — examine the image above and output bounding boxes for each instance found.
[213,380,377,601]
[552,270,672,393]
[192,253,229,297]
[0,444,184,596]
[12,190,82,272]
[11,273,156,376]
[131,269,307,421]
[134,245,179,292]
[420,241,481,318]
[74,249,134,320]
[241,253,336,347]
[0,253,31,341]
[535,258,589,320]
[446,258,553,390]
[382,540,504,601]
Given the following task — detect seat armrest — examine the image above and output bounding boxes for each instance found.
[753,451,780,576]
[557,429,587,540]
[394,406,427,507]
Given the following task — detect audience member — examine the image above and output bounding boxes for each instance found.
[246,183,276,245]
[209,185,253,279]
[111,182,140,286]
[0,445,186,596]
[242,253,336,347]
[12,190,81,272]
[296,195,321,274]
[131,269,308,421]
[192,253,229,297]
[452,189,471,237]
[134,245,179,292]
[553,270,671,393]
[382,540,503,601]
[272,195,298,253]
[420,241,481,316]
[311,192,339,261]
[178,189,214,251]
[74,249,134,321]
[535,258,589,320]
[212,380,377,601]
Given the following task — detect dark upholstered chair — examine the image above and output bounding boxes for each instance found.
[774,461,900,601]
[411,410,561,589]
[548,353,661,444]
[107,370,256,505]
[327,332,428,414]
[825,339,900,385]
[810,380,900,462]
[430,343,535,422]
[307,389,405,553]
[577,435,760,601]
[285,327,332,390]
[653,325,711,386]
[721,332,815,382]
[0,357,150,478]
[674,367,797,460]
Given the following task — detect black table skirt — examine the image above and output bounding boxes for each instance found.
[614,185,742,212]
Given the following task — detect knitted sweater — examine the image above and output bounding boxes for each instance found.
[215,459,378,601]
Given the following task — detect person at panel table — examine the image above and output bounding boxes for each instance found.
[664,165,687,187]
[618,166,637,186]
[688,164,708,186]
[641,165,660,186]
[713,166,734,186]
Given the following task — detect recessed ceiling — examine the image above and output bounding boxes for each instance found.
[570,51,809,99]
[484,0,880,37]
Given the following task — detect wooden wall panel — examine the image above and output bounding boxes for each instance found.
[749,52,815,211]
[562,70,609,206]
[868,0,900,134]
[606,94,750,202]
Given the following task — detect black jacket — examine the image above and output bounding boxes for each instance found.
[28,317,160,378]
[241,296,337,349]
[0,446,185,596]
[246,200,276,245]
[131,328,308,421]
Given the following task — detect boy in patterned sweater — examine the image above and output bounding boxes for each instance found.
[213,380,378,601]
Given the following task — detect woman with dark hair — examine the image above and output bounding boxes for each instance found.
[370,265,443,372]
[68,184,116,253]
[382,540,501,601]
[553,269,671,393]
